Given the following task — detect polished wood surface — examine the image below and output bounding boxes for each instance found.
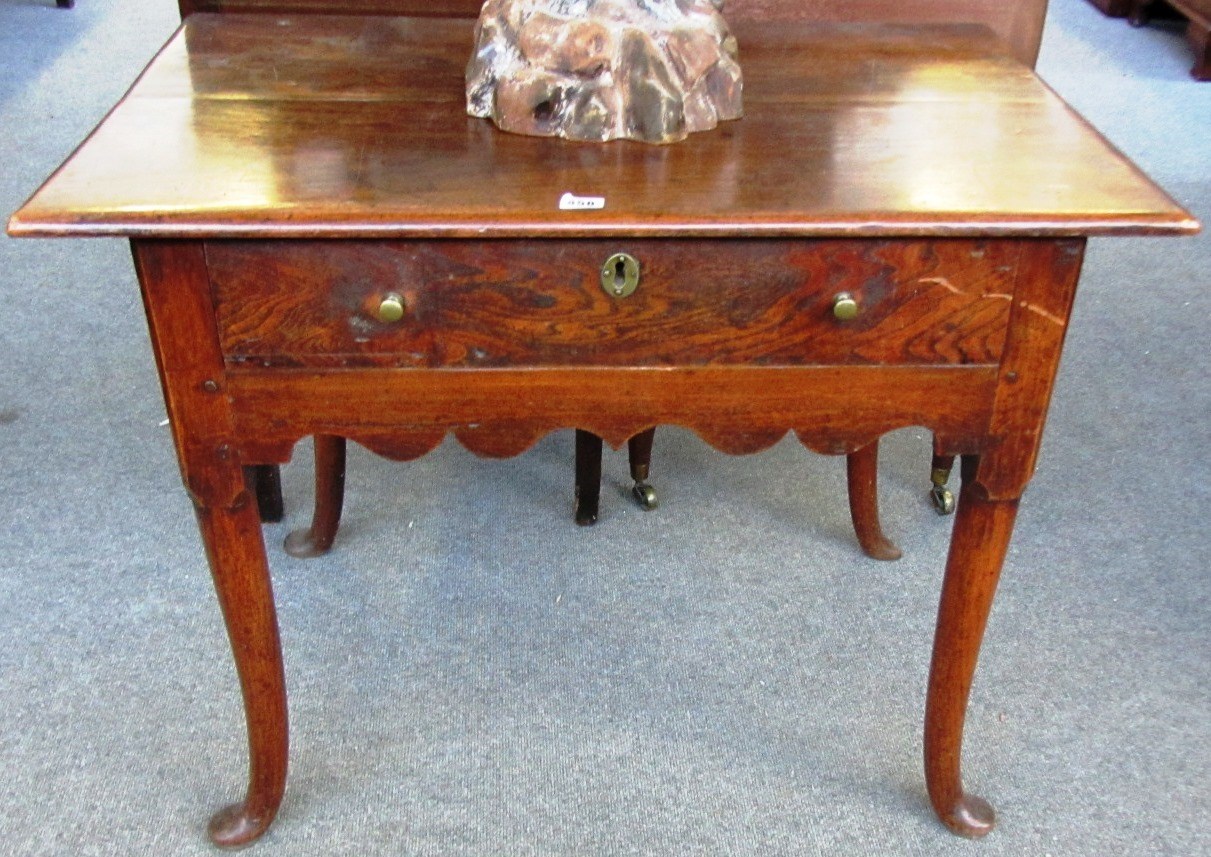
[8,16,1194,239]
[727,0,1048,68]
[7,14,1199,847]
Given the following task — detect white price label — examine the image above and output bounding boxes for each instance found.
[559,192,606,211]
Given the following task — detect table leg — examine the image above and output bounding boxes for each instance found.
[1127,0,1154,26]
[131,241,289,847]
[250,464,284,523]
[284,435,347,558]
[574,430,603,525]
[196,487,289,848]
[1186,17,1211,79]
[928,439,957,516]
[924,455,1019,837]
[845,441,901,560]
[627,428,659,510]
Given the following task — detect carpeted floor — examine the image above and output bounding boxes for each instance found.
[1,1,1208,854]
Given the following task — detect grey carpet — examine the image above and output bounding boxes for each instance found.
[1,0,1208,854]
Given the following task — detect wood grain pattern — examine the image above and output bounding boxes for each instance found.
[208,238,1016,368]
[221,364,1000,463]
[7,17,1196,240]
[976,239,1084,500]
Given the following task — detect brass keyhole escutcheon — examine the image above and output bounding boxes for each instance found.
[601,253,640,298]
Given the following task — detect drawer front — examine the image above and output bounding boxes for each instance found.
[207,239,1017,368]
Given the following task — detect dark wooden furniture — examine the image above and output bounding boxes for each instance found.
[1130,0,1211,79]
[9,14,1195,848]
[268,0,1052,555]
[560,0,1053,528]
[177,0,1050,66]
[571,426,658,527]
[1086,0,1132,17]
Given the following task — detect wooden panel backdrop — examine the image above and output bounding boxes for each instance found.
[177,0,1048,68]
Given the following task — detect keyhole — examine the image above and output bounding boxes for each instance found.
[601,253,639,298]
[613,258,627,293]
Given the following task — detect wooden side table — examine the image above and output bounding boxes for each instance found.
[8,14,1197,848]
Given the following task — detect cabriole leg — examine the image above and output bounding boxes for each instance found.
[131,240,289,847]
[197,492,289,848]
[845,441,901,560]
[284,435,347,558]
[924,455,1019,837]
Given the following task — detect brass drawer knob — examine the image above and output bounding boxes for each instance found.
[832,292,859,321]
[377,292,405,323]
[601,252,640,298]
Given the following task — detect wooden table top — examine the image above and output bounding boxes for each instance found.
[7,14,1197,239]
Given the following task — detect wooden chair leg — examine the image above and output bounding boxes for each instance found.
[284,435,347,558]
[574,430,603,525]
[627,427,658,510]
[845,441,902,561]
[924,455,1019,837]
[249,464,284,523]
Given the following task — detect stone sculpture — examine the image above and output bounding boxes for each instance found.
[466,0,744,144]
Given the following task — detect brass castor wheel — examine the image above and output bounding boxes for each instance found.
[930,484,955,515]
[631,481,658,510]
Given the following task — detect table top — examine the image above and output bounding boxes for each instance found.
[8,13,1196,239]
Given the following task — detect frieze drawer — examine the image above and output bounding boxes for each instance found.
[207,239,1019,369]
